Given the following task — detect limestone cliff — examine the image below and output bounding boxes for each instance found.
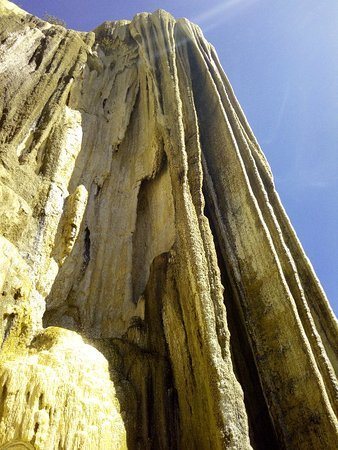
[0,1,337,449]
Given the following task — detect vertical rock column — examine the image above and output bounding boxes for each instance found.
[130,11,252,450]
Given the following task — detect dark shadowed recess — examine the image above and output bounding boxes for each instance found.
[182,34,281,449]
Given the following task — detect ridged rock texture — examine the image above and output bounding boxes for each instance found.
[0,1,337,449]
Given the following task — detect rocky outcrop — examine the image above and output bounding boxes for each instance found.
[0,1,337,448]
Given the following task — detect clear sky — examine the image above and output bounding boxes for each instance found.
[16,0,338,314]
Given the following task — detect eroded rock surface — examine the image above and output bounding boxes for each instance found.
[0,1,337,448]
[0,328,127,449]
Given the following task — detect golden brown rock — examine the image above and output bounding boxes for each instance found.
[0,1,337,448]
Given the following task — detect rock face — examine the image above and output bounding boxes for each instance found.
[0,1,337,448]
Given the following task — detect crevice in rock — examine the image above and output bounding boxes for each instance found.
[65,90,71,106]
[92,253,179,449]
[203,192,280,449]
[132,151,174,304]
[83,226,91,267]
[38,393,44,409]
[0,383,7,419]
[28,36,48,69]
[1,312,16,348]
[0,107,8,129]
[184,34,280,447]
[46,37,67,73]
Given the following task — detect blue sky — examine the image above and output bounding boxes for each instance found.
[17,1,338,314]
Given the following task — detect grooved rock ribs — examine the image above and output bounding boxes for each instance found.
[0,1,337,449]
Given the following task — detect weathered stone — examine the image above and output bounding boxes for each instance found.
[0,327,127,449]
[0,1,337,448]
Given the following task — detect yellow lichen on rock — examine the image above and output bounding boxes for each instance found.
[0,327,127,450]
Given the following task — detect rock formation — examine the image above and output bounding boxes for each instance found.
[0,1,337,448]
